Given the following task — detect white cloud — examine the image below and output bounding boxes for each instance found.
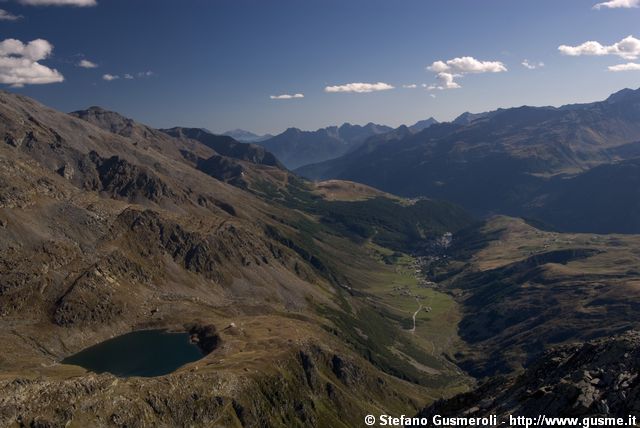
[402,84,417,89]
[324,82,394,93]
[608,62,640,71]
[102,71,152,81]
[0,38,64,87]
[270,93,304,100]
[593,0,639,9]
[559,35,640,60]
[428,57,507,74]
[0,9,22,20]
[434,73,461,89]
[426,56,506,89]
[18,0,97,6]
[78,59,97,68]
[522,59,544,70]
[429,94,436,99]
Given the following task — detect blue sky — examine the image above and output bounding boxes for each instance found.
[1,0,639,134]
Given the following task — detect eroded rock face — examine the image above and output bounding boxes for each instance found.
[4,133,24,148]
[54,268,125,327]
[89,152,176,202]
[111,208,278,284]
[186,323,220,353]
[419,331,640,420]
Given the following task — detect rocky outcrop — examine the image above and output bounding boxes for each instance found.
[111,208,280,284]
[186,323,220,353]
[87,151,177,202]
[419,331,640,420]
[54,268,125,327]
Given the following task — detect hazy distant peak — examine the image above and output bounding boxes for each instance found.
[408,117,439,133]
[605,87,640,104]
[452,111,491,125]
[222,129,273,142]
[282,127,303,134]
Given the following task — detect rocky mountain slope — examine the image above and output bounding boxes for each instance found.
[297,88,640,233]
[70,108,286,190]
[161,126,282,168]
[0,90,473,426]
[424,216,640,378]
[419,331,640,421]
[5,89,640,426]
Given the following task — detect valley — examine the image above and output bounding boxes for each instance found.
[0,91,473,426]
[2,87,640,426]
[3,1,639,426]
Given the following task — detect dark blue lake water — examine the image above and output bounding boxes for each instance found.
[62,329,203,377]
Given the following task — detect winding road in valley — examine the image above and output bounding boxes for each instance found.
[409,299,423,334]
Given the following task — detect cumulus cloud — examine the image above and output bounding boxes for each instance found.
[77,59,97,68]
[270,93,304,100]
[0,38,64,87]
[428,57,507,74]
[102,73,119,81]
[434,73,461,89]
[608,62,640,71]
[18,0,97,6]
[324,82,394,93]
[124,73,134,79]
[402,84,417,89]
[522,59,544,70]
[137,70,153,77]
[426,56,506,89]
[593,0,639,9]
[559,35,640,60]
[0,9,22,20]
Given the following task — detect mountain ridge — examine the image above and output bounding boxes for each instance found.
[0,89,475,426]
[257,122,393,169]
[296,87,640,234]
[223,128,273,142]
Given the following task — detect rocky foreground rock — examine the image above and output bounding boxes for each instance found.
[419,331,640,421]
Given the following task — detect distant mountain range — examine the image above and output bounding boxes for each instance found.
[408,117,439,133]
[222,129,273,143]
[256,122,393,169]
[297,88,640,234]
[221,119,440,170]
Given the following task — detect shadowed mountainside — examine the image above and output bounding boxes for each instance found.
[297,88,640,234]
[427,216,640,377]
